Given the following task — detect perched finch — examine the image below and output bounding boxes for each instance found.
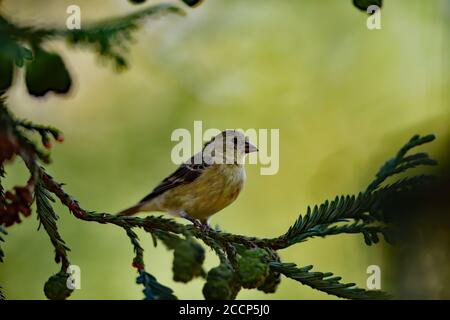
[118,130,258,227]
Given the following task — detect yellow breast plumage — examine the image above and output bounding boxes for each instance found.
[152,164,246,222]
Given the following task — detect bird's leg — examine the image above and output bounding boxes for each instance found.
[178,211,203,229]
[199,218,212,233]
[178,211,213,233]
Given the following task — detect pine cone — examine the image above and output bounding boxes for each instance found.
[237,248,270,289]
[44,272,73,300]
[203,263,240,300]
[172,238,205,283]
[257,269,281,293]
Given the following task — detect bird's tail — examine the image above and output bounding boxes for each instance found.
[117,203,143,216]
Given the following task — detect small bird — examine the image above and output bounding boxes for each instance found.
[118,130,258,227]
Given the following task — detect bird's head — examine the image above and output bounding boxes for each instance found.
[203,130,258,165]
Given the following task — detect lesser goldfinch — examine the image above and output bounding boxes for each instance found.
[118,130,258,227]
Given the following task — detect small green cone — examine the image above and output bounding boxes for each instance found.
[257,269,281,293]
[172,238,205,283]
[203,263,240,300]
[44,272,73,300]
[237,248,270,289]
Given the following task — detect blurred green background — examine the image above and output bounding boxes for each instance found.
[1,0,449,299]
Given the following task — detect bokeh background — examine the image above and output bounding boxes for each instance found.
[1,0,449,299]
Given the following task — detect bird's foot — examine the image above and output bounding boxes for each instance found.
[198,221,212,233]
[179,212,211,232]
[179,211,199,224]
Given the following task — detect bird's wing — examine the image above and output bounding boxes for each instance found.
[138,157,210,203]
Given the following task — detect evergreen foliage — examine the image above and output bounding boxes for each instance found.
[0,0,437,300]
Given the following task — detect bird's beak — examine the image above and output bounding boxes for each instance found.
[245,142,258,153]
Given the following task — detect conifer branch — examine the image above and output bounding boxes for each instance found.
[0,123,438,299]
[269,262,390,300]
[366,134,437,192]
[0,226,6,263]
[125,227,145,270]
[0,0,440,300]
[287,221,391,246]
[6,3,184,41]
[1,3,184,70]
[137,269,177,300]
[26,131,434,299]
[1,92,436,299]
[0,172,6,300]
[124,226,178,300]
[35,180,71,271]
[0,223,6,301]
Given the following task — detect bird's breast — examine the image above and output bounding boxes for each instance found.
[160,164,246,220]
